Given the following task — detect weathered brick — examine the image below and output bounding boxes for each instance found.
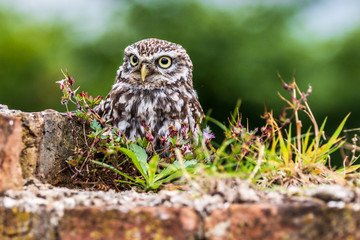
[0,115,23,192]
[204,203,360,240]
[0,108,83,185]
[0,206,57,240]
[58,206,201,240]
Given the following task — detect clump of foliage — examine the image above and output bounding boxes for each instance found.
[57,71,201,191]
[203,75,358,188]
[57,71,359,191]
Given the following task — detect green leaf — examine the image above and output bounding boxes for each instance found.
[148,155,159,184]
[156,160,197,186]
[154,160,197,182]
[75,110,84,117]
[90,119,102,131]
[135,177,146,187]
[130,144,148,163]
[118,147,148,181]
[155,171,183,185]
[149,182,162,190]
[154,165,178,182]
[336,164,360,174]
[129,144,149,174]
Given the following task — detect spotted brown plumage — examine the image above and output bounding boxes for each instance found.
[97,38,204,146]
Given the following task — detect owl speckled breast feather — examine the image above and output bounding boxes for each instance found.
[97,38,204,146]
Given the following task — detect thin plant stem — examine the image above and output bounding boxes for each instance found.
[292,86,302,168]
[248,144,264,183]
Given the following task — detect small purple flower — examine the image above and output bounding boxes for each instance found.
[56,79,66,89]
[203,126,215,144]
[183,144,192,154]
[306,85,312,95]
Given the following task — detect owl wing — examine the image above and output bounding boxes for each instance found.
[95,71,123,120]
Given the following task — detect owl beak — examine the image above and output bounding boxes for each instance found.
[141,63,150,82]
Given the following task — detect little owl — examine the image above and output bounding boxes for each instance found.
[97,38,204,146]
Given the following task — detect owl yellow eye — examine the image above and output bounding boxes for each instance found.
[130,54,139,66]
[158,56,172,68]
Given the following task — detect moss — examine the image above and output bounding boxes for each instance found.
[1,207,33,239]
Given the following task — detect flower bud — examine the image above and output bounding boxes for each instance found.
[68,76,74,86]
[145,132,154,142]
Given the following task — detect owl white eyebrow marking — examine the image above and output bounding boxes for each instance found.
[152,51,178,59]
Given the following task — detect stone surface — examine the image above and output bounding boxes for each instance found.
[0,115,23,192]
[204,203,360,240]
[0,108,82,185]
[59,207,200,240]
[0,206,56,240]
[1,181,360,239]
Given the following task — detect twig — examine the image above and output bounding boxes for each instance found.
[175,148,192,183]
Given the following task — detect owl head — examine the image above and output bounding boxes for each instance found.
[117,38,193,88]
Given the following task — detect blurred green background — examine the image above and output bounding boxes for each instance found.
[1,0,360,142]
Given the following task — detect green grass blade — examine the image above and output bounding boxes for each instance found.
[286,125,292,162]
[91,160,136,182]
[154,163,178,181]
[155,171,183,185]
[229,99,242,125]
[336,164,360,174]
[135,177,146,187]
[114,179,142,187]
[205,116,227,131]
[317,118,327,141]
[154,160,197,182]
[278,130,289,167]
[302,126,312,154]
[270,135,279,154]
[213,138,237,166]
[307,118,327,162]
[316,114,349,158]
